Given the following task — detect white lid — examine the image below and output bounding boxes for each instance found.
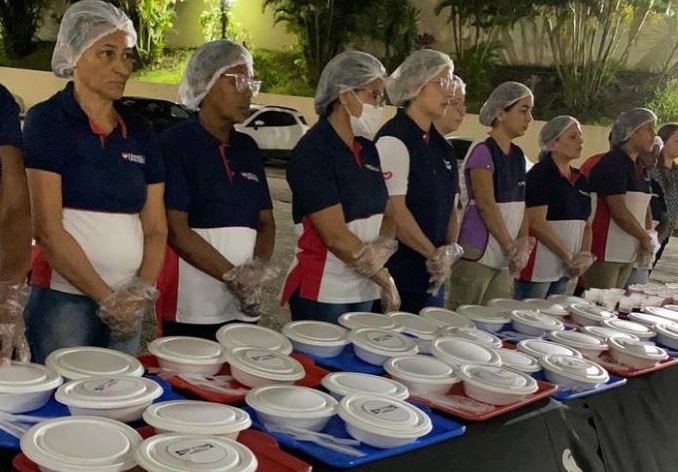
[21,416,142,472]
[540,355,609,384]
[510,310,565,331]
[55,376,163,409]
[419,307,475,329]
[547,295,591,307]
[655,323,678,341]
[431,337,501,366]
[245,385,337,419]
[0,362,62,394]
[148,337,228,365]
[143,400,251,436]
[607,337,668,361]
[459,364,538,395]
[456,305,510,323]
[568,304,616,323]
[547,330,608,351]
[517,339,583,359]
[642,306,678,323]
[601,319,656,338]
[629,312,678,327]
[45,347,144,380]
[321,372,409,400]
[337,393,432,439]
[491,348,541,373]
[338,312,400,331]
[523,299,569,317]
[383,355,458,381]
[136,433,257,472]
[438,326,502,348]
[348,328,419,357]
[282,321,350,347]
[226,347,305,382]
[487,298,533,311]
[216,324,293,355]
[386,312,439,340]
[581,326,640,342]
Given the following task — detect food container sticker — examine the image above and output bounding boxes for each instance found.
[84,378,139,394]
[361,400,409,422]
[366,332,400,347]
[245,351,286,369]
[168,440,230,464]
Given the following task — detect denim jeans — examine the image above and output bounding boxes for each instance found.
[625,268,649,287]
[288,291,377,324]
[513,277,571,300]
[24,287,142,364]
[374,287,445,314]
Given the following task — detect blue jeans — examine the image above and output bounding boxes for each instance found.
[24,287,142,364]
[625,268,649,287]
[379,287,445,314]
[513,277,571,300]
[288,291,377,324]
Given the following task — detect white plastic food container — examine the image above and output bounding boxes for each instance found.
[509,310,565,336]
[383,355,459,396]
[385,312,439,340]
[136,433,257,472]
[337,392,432,448]
[547,294,591,307]
[282,321,350,358]
[226,347,305,388]
[540,354,609,390]
[45,346,144,380]
[523,299,569,317]
[459,364,539,405]
[581,326,640,343]
[601,318,656,339]
[348,328,419,365]
[629,312,678,328]
[642,306,678,324]
[430,337,501,367]
[456,305,510,332]
[517,339,583,359]
[338,312,401,331]
[21,416,142,472]
[491,348,541,373]
[568,304,616,326]
[607,337,668,369]
[0,362,63,413]
[148,336,228,376]
[143,400,250,439]
[547,330,608,359]
[55,376,163,422]
[487,298,533,311]
[438,326,503,348]
[216,323,293,355]
[245,385,337,432]
[419,307,475,329]
[321,372,409,400]
[655,323,678,349]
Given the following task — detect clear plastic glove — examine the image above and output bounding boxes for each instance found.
[97,278,159,341]
[0,283,30,365]
[426,244,464,296]
[643,230,661,255]
[637,230,661,270]
[370,268,401,313]
[565,251,597,278]
[350,237,398,278]
[222,259,279,322]
[507,236,537,277]
[636,249,654,270]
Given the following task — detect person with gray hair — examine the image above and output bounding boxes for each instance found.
[282,51,401,322]
[156,40,276,339]
[22,0,166,362]
[586,108,658,289]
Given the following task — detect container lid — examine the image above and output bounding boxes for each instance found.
[245,385,337,419]
[459,364,538,395]
[45,347,144,380]
[547,330,608,351]
[338,312,400,331]
[383,355,458,381]
[523,299,569,317]
[568,304,616,323]
[491,348,541,373]
[517,339,583,359]
[216,324,293,355]
[135,433,257,472]
[321,372,409,400]
[642,306,678,323]
[510,310,565,331]
[487,298,533,311]
[547,295,591,307]
[607,337,668,361]
[431,337,501,366]
[581,326,640,342]
[438,326,502,348]
[21,416,142,472]
[655,322,678,341]
[386,312,439,340]
[143,400,251,436]
[0,362,62,394]
[282,321,350,347]
[456,305,510,323]
[540,354,609,384]
[629,312,678,327]
[348,328,419,357]
[55,376,163,409]
[337,393,432,439]
[227,347,305,382]
[148,337,228,365]
[601,319,656,338]
[419,307,475,329]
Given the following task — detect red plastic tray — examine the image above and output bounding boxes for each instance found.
[411,380,558,421]
[596,352,678,377]
[138,353,329,403]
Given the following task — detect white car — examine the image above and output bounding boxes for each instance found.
[235,105,309,160]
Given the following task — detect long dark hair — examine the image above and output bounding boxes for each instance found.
[658,123,678,191]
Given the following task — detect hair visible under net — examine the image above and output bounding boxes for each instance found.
[179,39,253,111]
[314,51,386,116]
[539,115,579,151]
[52,0,136,78]
[610,108,657,145]
[478,81,533,127]
[386,49,454,107]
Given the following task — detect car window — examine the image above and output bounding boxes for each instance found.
[248,110,297,127]
[170,105,190,119]
[298,114,307,125]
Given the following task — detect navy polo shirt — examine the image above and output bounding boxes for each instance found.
[650,178,667,223]
[0,84,22,153]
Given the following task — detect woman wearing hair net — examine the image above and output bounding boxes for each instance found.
[433,75,467,137]
[22,0,166,362]
[514,116,594,299]
[448,82,535,307]
[155,40,276,339]
[281,51,400,323]
[585,108,658,289]
[374,50,463,313]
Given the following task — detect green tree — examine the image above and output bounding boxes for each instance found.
[200,0,249,43]
[0,0,49,59]
[135,0,184,66]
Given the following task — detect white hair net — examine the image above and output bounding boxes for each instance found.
[178,39,253,111]
[539,115,579,151]
[452,75,466,96]
[314,51,386,116]
[52,0,136,79]
[479,81,533,127]
[610,108,657,145]
[386,49,454,106]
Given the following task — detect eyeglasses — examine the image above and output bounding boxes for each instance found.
[355,89,387,108]
[430,76,456,92]
[222,73,262,96]
[448,98,466,111]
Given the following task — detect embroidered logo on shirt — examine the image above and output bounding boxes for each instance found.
[364,164,381,173]
[241,172,260,183]
[518,181,526,186]
[443,159,453,170]
[121,152,146,164]
[383,171,393,180]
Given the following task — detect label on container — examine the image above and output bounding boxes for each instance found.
[245,350,287,369]
[361,400,409,422]
[169,439,228,464]
[366,332,404,349]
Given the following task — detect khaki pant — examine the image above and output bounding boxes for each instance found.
[584,261,634,289]
[447,259,513,309]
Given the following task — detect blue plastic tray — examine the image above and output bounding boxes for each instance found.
[299,345,385,375]
[0,375,184,449]
[244,403,465,469]
[532,371,627,401]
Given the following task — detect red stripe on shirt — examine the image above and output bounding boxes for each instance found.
[591,196,611,262]
[519,231,538,281]
[281,216,329,304]
[155,246,180,330]
[30,245,53,288]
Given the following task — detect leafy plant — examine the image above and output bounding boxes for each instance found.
[251,47,314,96]
[0,0,49,59]
[647,78,678,123]
[199,0,249,43]
[135,0,184,66]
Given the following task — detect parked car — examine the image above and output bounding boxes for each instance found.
[119,96,191,133]
[235,104,309,160]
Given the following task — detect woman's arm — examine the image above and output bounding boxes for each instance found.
[379,200,396,240]
[526,206,571,260]
[581,218,593,253]
[470,168,514,251]
[389,195,436,259]
[308,204,364,264]
[136,183,167,285]
[446,205,459,244]
[254,209,275,262]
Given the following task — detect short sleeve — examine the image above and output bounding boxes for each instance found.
[465,143,494,172]
[23,104,67,174]
[0,85,22,149]
[525,163,550,208]
[375,136,409,196]
[589,157,627,196]
[160,135,190,212]
[287,140,340,216]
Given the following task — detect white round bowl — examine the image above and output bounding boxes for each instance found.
[601,318,656,339]
[540,354,609,390]
[348,328,419,365]
[383,355,460,396]
[547,295,591,307]
[459,364,539,405]
[0,362,63,413]
[547,330,608,359]
[487,298,533,311]
[321,372,409,400]
[419,307,475,329]
[430,337,501,367]
[509,310,564,336]
[516,339,583,359]
[607,336,668,369]
[642,306,678,324]
[143,400,251,439]
[580,326,641,343]
[523,299,569,317]
[568,304,616,326]
[227,347,305,388]
[437,326,503,348]
[456,305,510,332]
[282,321,350,358]
[491,348,541,373]
[216,323,293,355]
[46,347,144,381]
[654,323,678,349]
[338,312,401,331]
[629,312,678,328]
[385,312,439,340]
[148,336,228,376]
